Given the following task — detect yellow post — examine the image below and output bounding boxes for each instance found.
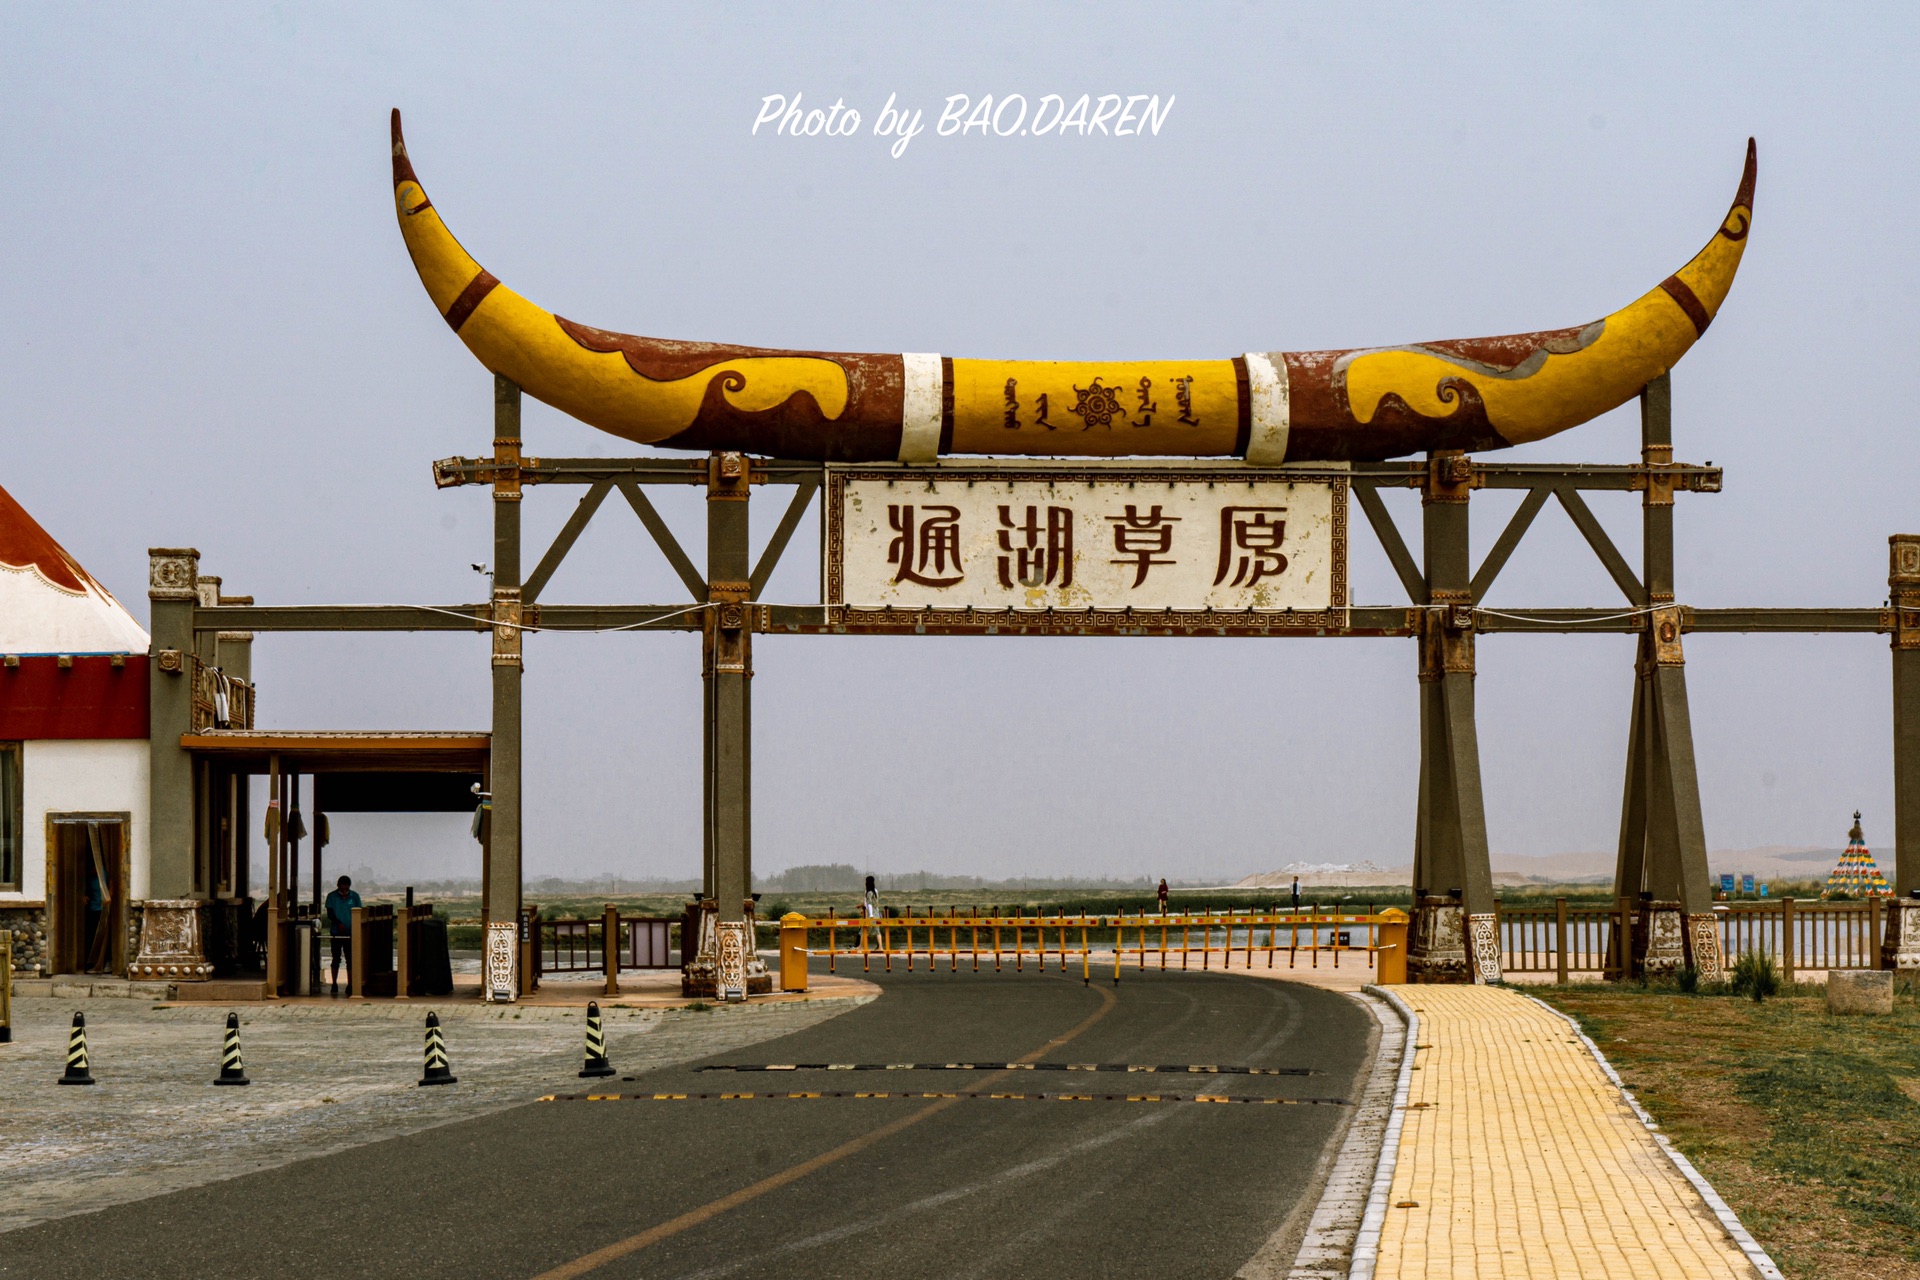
[1376,908,1409,985]
[779,913,809,992]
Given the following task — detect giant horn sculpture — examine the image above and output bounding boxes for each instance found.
[392,110,1754,465]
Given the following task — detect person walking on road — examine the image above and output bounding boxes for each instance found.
[862,875,883,953]
[1156,879,1169,913]
[324,875,362,996]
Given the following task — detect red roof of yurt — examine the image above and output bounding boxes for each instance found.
[0,482,149,655]
[0,482,149,738]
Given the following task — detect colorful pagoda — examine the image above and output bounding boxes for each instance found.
[1825,812,1892,897]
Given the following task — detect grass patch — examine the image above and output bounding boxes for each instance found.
[1539,979,1920,1279]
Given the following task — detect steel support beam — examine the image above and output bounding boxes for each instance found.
[485,377,524,1001]
[750,477,820,599]
[1610,376,1720,979]
[1409,452,1497,982]
[706,453,752,924]
[688,452,770,998]
[1893,536,1920,899]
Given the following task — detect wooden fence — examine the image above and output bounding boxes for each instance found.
[1498,896,1893,984]
[529,907,680,987]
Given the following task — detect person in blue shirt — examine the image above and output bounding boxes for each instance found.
[324,875,362,996]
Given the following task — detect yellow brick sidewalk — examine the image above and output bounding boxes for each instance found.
[1375,985,1762,1279]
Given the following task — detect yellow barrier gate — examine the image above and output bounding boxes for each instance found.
[778,909,1409,990]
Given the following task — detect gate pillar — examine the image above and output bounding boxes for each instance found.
[685,452,771,998]
[1612,376,1721,981]
[484,376,525,1001]
[1884,534,1920,968]
[1410,451,1500,982]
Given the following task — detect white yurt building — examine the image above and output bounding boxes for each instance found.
[0,481,151,977]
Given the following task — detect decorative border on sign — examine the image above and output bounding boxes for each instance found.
[823,464,1350,634]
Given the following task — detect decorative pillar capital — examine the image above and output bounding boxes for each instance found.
[1649,604,1687,666]
[491,588,523,667]
[1419,592,1476,679]
[1421,451,1475,505]
[147,548,201,601]
[1893,536,1920,650]
[708,451,752,500]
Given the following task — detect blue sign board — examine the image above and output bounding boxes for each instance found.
[1720,874,1736,894]
[1741,874,1754,894]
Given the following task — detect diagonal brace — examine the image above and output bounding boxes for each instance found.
[1470,486,1552,602]
[750,477,819,600]
[523,479,613,605]
[1353,482,1427,604]
[617,480,708,602]
[1554,487,1646,606]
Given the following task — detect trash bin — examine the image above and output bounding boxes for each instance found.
[412,918,454,996]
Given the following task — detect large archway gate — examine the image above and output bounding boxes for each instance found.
[148,124,1919,997]
[171,371,1920,997]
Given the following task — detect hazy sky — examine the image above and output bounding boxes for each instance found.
[3,4,1915,884]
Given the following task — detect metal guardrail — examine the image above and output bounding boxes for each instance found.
[785,910,1398,980]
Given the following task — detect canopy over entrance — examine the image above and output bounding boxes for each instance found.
[181,729,488,787]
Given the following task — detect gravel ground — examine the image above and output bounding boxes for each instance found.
[0,994,869,1233]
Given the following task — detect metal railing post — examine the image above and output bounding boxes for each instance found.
[349,904,365,999]
[1556,897,1569,985]
[603,904,620,997]
[1781,897,1795,985]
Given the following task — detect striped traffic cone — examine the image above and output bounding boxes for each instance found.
[419,1011,457,1086]
[59,1011,94,1085]
[214,1012,250,1086]
[579,1000,615,1078]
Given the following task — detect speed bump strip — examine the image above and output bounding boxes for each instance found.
[692,1062,1313,1076]
[538,1091,1350,1105]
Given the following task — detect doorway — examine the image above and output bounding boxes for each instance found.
[49,816,127,975]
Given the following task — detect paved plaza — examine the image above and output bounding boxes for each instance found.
[1372,985,1773,1280]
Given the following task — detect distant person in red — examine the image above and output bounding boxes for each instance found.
[1156,879,1169,912]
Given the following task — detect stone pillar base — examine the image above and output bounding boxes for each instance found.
[1883,898,1920,970]
[1408,897,1468,982]
[128,900,213,982]
[1633,900,1687,974]
[482,920,517,1003]
[681,901,774,999]
[1466,912,1502,984]
[1685,913,1724,983]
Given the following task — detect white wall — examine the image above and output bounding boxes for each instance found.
[1,740,150,902]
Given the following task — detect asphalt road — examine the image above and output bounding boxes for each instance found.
[0,967,1373,1280]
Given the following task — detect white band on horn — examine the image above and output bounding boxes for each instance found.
[1242,352,1290,466]
[898,353,944,464]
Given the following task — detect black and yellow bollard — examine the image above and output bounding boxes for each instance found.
[59,1011,94,1085]
[419,1011,457,1086]
[214,1011,250,1086]
[579,1000,615,1079]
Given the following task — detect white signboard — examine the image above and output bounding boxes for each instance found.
[830,467,1346,618]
